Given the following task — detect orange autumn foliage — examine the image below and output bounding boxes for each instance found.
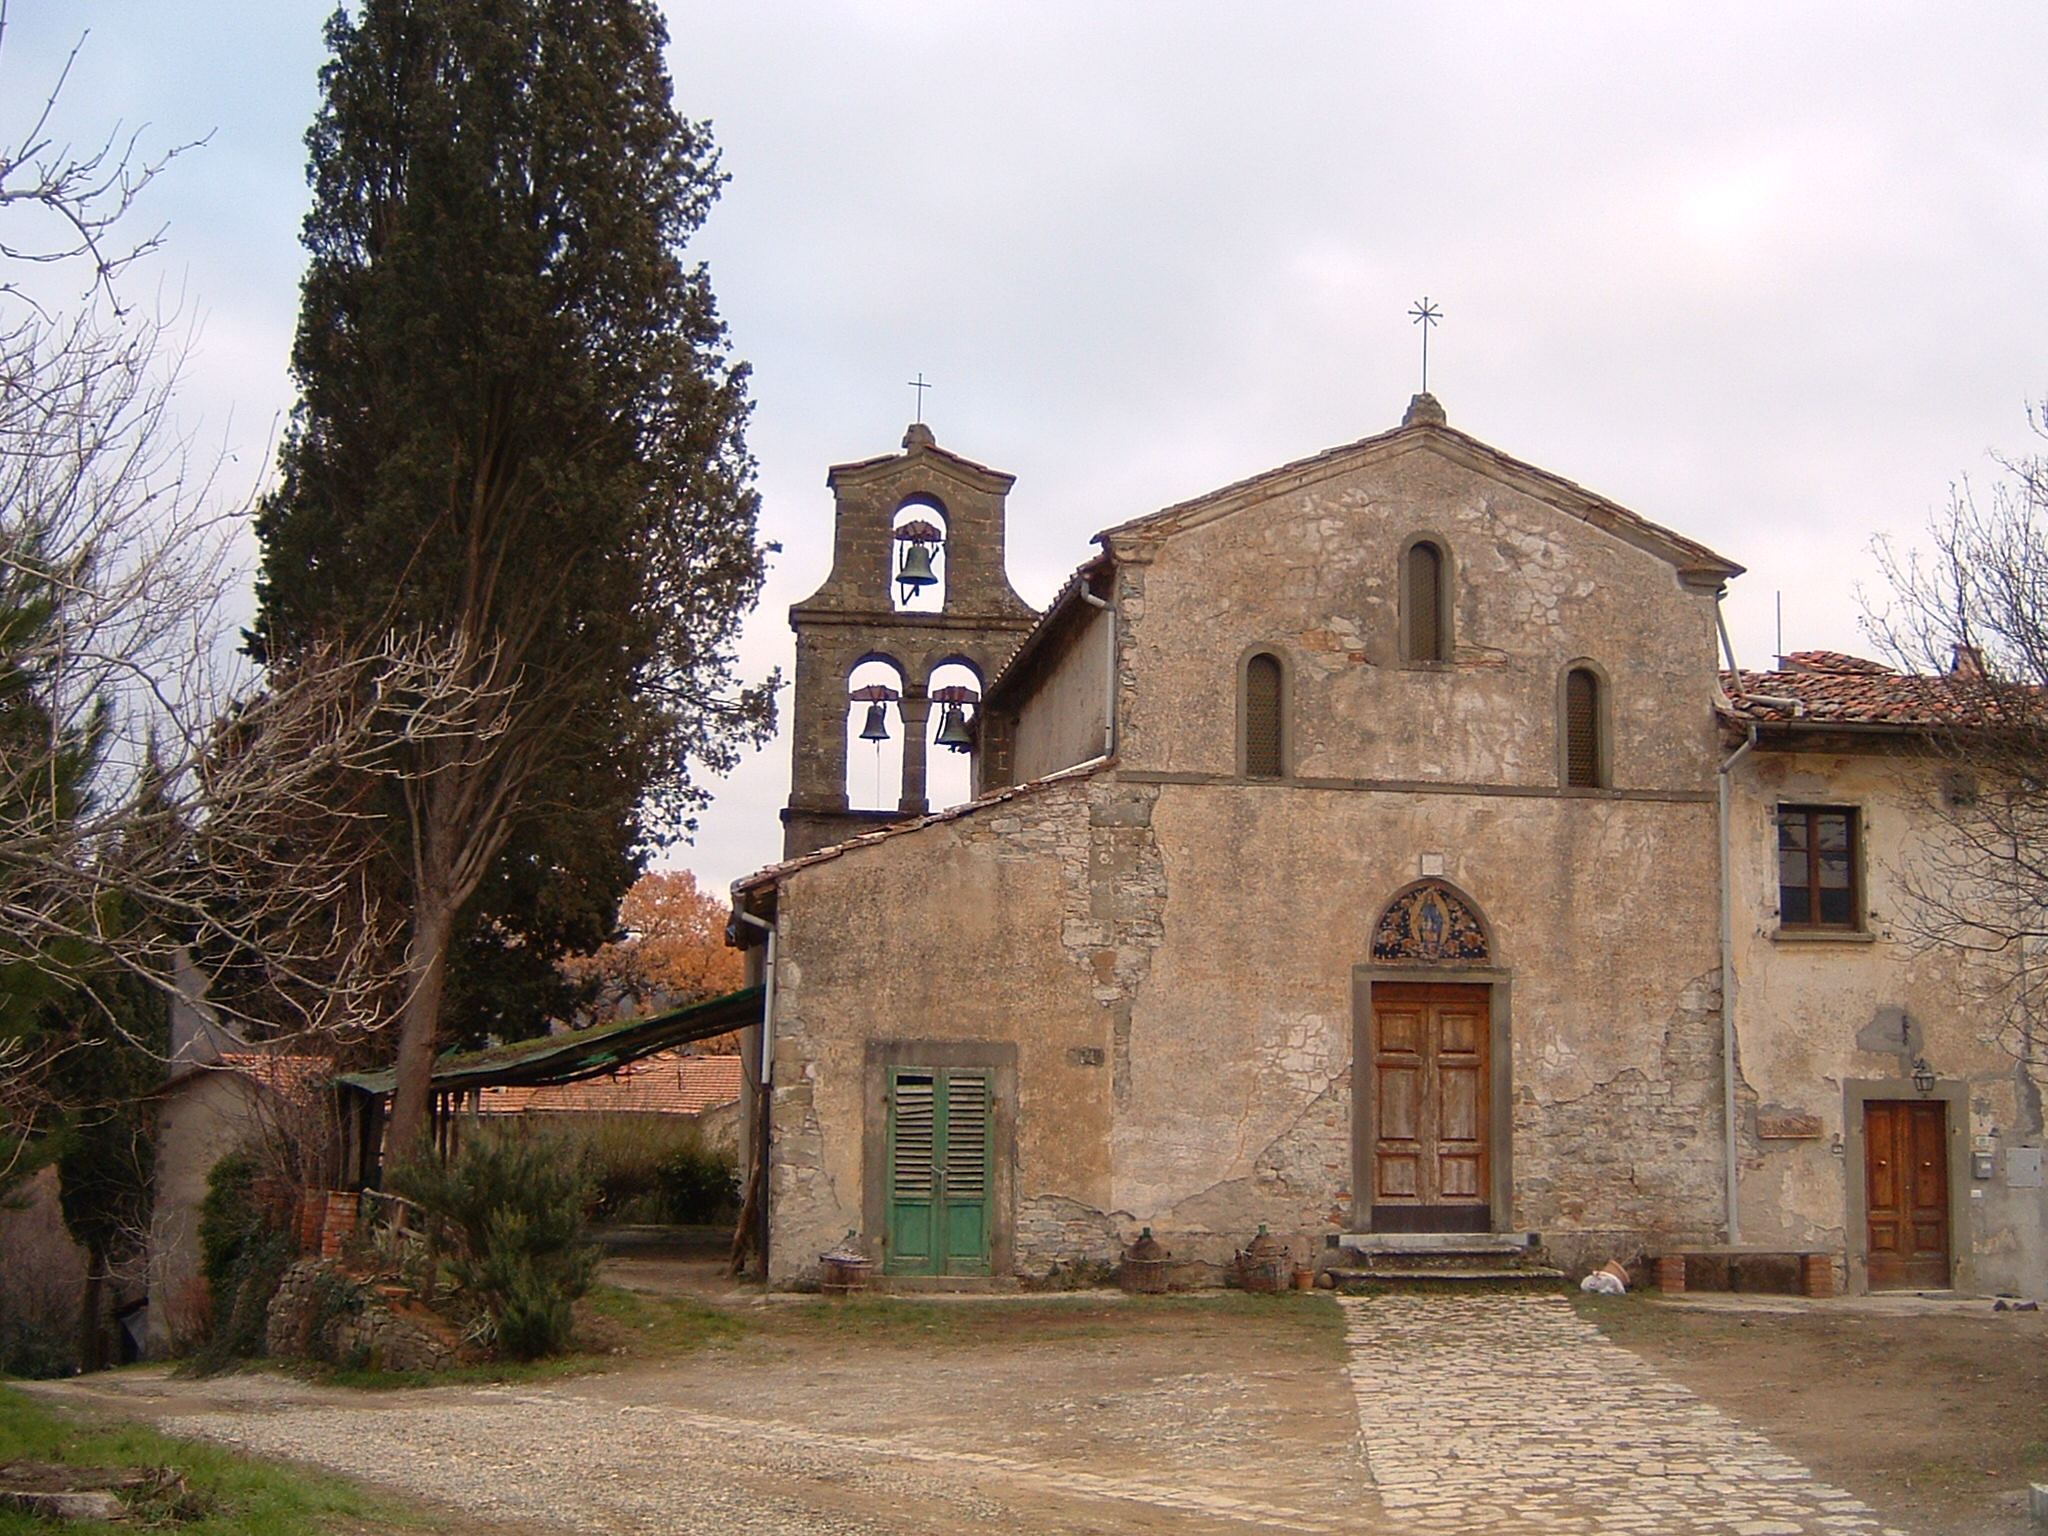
[560,870,745,1044]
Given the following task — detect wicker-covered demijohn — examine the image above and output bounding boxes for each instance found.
[1235,1224,1290,1294]
[1120,1227,1173,1294]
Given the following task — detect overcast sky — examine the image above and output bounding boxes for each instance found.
[9,2,2048,896]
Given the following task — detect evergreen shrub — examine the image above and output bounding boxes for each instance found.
[655,1143,739,1225]
[195,1151,290,1366]
[390,1130,599,1360]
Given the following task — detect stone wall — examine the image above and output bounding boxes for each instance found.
[1730,745,2048,1295]
[146,1073,269,1358]
[763,419,1738,1286]
[782,425,1037,856]
[266,1260,467,1373]
[1105,435,1724,793]
[1010,607,1111,783]
[765,771,1108,1283]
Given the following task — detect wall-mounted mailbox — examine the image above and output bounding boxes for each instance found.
[2010,1147,2044,1189]
[1972,1151,1996,1181]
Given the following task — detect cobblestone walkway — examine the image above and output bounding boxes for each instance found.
[1341,1295,1908,1536]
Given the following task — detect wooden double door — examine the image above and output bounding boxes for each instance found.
[1369,983,1491,1232]
[1864,1098,1950,1290]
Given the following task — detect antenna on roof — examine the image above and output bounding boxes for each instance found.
[1775,590,1784,668]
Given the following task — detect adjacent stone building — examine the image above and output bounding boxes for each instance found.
[730,397,2048,1296]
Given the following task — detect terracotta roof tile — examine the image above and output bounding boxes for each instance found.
[1720,652,1989,726]
[474,1051,741,1117]
[214,1053,332,1098]
[732,754,1114,895]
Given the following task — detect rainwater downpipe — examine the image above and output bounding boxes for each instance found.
[1080,587,1116,757]
[1716,719,1757,1246]
[734,905,778,1271]
[1713,592,1805,1244]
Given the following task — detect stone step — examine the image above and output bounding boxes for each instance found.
[1346,1253,1555,1275]
[1329,1265,1568,1290]
[1338,1231,1536,1256]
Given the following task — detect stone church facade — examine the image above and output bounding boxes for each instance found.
[730,397,2048,1297]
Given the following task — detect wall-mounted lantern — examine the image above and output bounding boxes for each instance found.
[894,519,943,604]
[1911,1057,1936,1096]
[930,683,979,753]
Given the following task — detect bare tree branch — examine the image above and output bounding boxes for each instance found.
[1864,405,2048,1087]
[0,2,205,309]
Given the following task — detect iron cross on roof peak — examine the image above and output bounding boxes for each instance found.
[906,371,933,424]
[1407,297,1442,395]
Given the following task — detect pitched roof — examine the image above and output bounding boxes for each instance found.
[1094,407,1742,584]
[211,1053,332,1098]
[732,755,1114,897]
[475,1051,741,1117]
[825,422,1016,494]
[984,553,1112,706]
[335,985,764,1095]
[1720,652,1984,727]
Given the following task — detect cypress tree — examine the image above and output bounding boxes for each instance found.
[251,0,772,1152]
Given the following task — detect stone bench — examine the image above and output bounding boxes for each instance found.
[1652,1248,1835,1297]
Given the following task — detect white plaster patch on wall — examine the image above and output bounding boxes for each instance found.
[1272,1013,1345,1100]
[1490,512,1577,632]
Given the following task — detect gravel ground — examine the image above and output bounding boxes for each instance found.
[30,1302,1374,1536]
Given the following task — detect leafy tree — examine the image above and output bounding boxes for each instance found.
[558,868,743,1029]
[51,961,164,1370]
[250,0,772,1153]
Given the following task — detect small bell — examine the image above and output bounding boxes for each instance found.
[859,700,891,742]
[896,541,938,603]
[933,701,974,752]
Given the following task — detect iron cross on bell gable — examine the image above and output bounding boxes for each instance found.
[1408,297,1441,394]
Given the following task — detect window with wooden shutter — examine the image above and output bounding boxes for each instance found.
[1243,652,1283,778]
[890,1073,935,1199]
[1565,667,1601,788]
[944,1075,988,1199]
[885,1067,992,1276]
[1404,542,1446,662]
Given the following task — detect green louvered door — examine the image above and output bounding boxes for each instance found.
[884,1067,991,1275]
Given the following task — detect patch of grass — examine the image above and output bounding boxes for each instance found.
[579,1285,749,1355]
[1569,1290,1699,1343]
[314,1285,748,1389]
[0,1384,412,1536]
[750,1288,1348,1357]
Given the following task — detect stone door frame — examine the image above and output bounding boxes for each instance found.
[1842,1075,1970,1295]
[863,1039,1017,1279]
[1351,966,1513,1234]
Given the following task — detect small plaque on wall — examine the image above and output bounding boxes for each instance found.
[1757,1114,1823,1140]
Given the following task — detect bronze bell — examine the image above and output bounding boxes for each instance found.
[933,701,974,752]
[896,541,938,602]
[859,700,891,742]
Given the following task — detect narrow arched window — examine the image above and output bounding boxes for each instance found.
[1403,541,1447,662]
[1243,652,1284,779]
[1565,666,1602,788]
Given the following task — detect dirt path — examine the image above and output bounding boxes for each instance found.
[1588,1293,2048,1536]
[32,1297,1372,1535]
[23,1287,2045,1535]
